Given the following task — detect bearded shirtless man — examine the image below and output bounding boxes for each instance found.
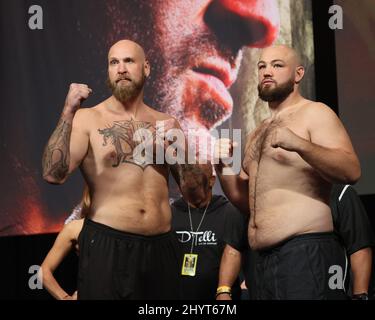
[42,40,193,300]
[215,45,361,299]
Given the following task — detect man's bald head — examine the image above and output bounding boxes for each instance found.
[107,39,150,103]
[108,39,147,62]
[257,45,305,102]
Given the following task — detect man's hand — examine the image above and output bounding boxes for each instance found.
[72,290,78,300]
[158,118,186,165]
[63,83,92,115]
[214,138,237,166]
[156,118,178,149]
[216,292,232,301]
[62,291,77,300]
[270,126,304,152]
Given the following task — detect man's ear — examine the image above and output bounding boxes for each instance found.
[295,65,305,84]
[144,60,150,77]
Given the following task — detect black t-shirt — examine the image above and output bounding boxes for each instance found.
[171,195,247,300]
[330,184,375,255]
[331,184,375,296]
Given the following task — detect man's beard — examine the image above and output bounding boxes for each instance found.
[258,78,295,102]
[107,72,146,103]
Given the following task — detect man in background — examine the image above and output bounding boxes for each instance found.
[172,163,247,299]
[331,184,375,299]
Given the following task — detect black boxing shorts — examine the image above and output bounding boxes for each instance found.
[77,218,181,300]
[254,232,348,300]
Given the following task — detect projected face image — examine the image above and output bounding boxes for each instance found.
[1,0,287,236]
[107,0,279,155]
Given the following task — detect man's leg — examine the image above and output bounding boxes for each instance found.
[142,232,181,300]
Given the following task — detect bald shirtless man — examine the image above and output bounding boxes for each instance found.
[42,40,192,299]
[215,45,361,299]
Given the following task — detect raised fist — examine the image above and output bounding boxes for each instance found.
[214,138,236,165]
[270,126,301,152]
[63,83,92,113]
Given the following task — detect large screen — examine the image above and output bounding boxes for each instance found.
[0,0,314,236]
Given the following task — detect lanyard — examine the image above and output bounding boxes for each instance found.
[187,200,210,254]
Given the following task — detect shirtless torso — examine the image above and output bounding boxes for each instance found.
[73,100,174,235]
[42,40,193,299]
[42,40,186,236]
[216,45,360,299]
[242,100,332,249]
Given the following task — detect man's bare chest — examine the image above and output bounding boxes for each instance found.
[242,117,309,172]
[88,119,157,169]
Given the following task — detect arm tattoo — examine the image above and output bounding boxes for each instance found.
[42,119,72,181]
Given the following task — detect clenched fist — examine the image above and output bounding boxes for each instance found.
[62,291,77,300]
[214,138,237,165]
[63,83,92,114]
[270,127,303,152]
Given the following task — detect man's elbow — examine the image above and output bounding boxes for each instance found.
[42,174,67,185]
[226,192,240,206]
[347,163,361,185]
[39,265,51,285]
[230,194,249,215]
[42,164,70,184]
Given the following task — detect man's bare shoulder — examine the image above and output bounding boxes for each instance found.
[245,131,254,145]
[86,100,108,115]
[302,100,336,117]
[74,102,105,123]
[144,106,180,130]
[75,106,96,118]
[145,105,174,121]
[299,101,340,127]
